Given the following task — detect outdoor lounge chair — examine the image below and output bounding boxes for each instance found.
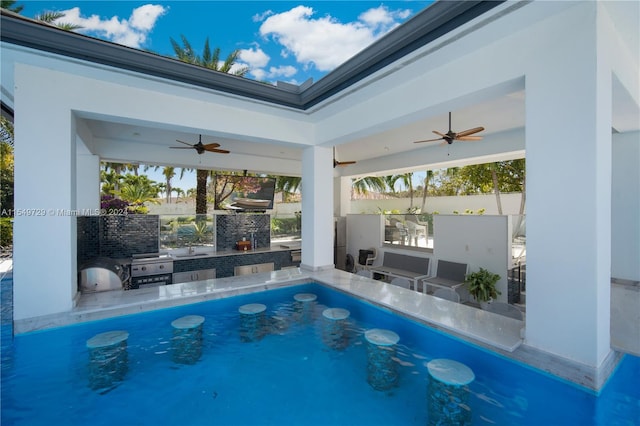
[356,248,377,271]
[404,219,427,246]
[421,259,468,294]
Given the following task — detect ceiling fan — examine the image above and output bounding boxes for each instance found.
[414,112,484,145]
[170,134,230,155]
[333,147,356,168]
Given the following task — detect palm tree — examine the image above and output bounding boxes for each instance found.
[1,2,83,30]
[101,162,140,192]
[276,176,301,202]
[160,166,175,203]
[100,170,123,195]
[172,187,185,201]
[170,35,249,214]
[383,173,415,210]
[351,176,386,197]
[34,11,82,30]
[117,175,161,206]
[1,1,23,13]
[420,170,434,213]
[170,35,249,75]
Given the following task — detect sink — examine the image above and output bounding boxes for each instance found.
[172,252,211,258]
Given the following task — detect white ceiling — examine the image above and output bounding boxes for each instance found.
[82,89,529,174]
[81,78,638,177]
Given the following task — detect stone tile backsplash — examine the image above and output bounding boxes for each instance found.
[78,213,272,264]
[77,215,159,264]
[216,214,270,252]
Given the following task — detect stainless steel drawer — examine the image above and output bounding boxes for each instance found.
[172,268,216,284]
[234,262,274,276]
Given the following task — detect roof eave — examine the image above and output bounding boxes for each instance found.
[1,1,505,111]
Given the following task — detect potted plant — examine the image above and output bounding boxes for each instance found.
[464,267,501,308]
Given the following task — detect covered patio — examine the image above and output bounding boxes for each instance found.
[2,0,638,391]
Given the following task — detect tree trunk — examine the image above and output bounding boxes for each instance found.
[196,169,208,214]
[519,174,526,216]
[491,168,503,215]
[420,170,430,212]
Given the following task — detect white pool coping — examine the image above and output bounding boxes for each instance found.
[15,268,523,353]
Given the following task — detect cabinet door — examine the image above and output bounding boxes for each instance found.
[234,262,274,276]
[196,269,216,280]
[173,269,216,284]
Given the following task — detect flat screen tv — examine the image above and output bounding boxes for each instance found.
[214,174,276,211]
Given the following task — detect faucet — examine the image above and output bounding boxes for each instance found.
[188,245,195,255]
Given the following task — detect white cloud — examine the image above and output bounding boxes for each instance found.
[258,5,412,72]
[249,64,298,82]
[54,4,167,49]
[268,65,297,78]
[252,10,273,23]
[359,6,411,31]
[239,46,270,68]
[130,4,167,31]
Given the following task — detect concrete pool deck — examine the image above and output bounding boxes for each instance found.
[4,266,637,392]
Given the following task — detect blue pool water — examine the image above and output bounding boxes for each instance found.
[1,282,639,425]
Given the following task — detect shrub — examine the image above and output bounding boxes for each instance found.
[0,217,12,247]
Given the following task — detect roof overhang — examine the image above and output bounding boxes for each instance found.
[0,1,504,111]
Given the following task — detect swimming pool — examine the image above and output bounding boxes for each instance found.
[1,282,638,425]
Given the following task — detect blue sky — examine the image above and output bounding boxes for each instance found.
[23,1,432,84]
[20,0,432,192]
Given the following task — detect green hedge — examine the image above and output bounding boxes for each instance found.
[271,217,300,236]
[0,217,13,247]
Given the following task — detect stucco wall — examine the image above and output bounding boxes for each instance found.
[611,131,640,281]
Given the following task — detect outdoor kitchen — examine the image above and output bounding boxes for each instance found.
[77,213,301,294]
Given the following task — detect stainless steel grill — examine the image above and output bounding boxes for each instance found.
[130,254,174,289]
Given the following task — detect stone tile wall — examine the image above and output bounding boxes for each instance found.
[216,214,270,252]
[77,215,159,264]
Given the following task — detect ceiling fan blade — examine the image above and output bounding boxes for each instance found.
[455,127,485,137]
[170,146,195,149]
[414,137,444,143]
[457,136,483,141]
[208,148,230,154]
[336,160,356,166]
[202,142,221,149]
[175,139,194,147]
[433,130,448,138]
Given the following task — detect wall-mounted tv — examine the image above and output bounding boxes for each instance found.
[214,174,276,211]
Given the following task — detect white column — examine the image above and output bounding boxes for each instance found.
[13,71,78,321]
[76,153,100,211]
[300,146,334,270]
[524,14,612,367]
[333,175,352,217]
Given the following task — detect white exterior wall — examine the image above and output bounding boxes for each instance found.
[13,70,78,320]
[433,215,510,303]
[76,154,100,211]
[611,131,640,281]
[351,193,524,216]
[345,214,384,267]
